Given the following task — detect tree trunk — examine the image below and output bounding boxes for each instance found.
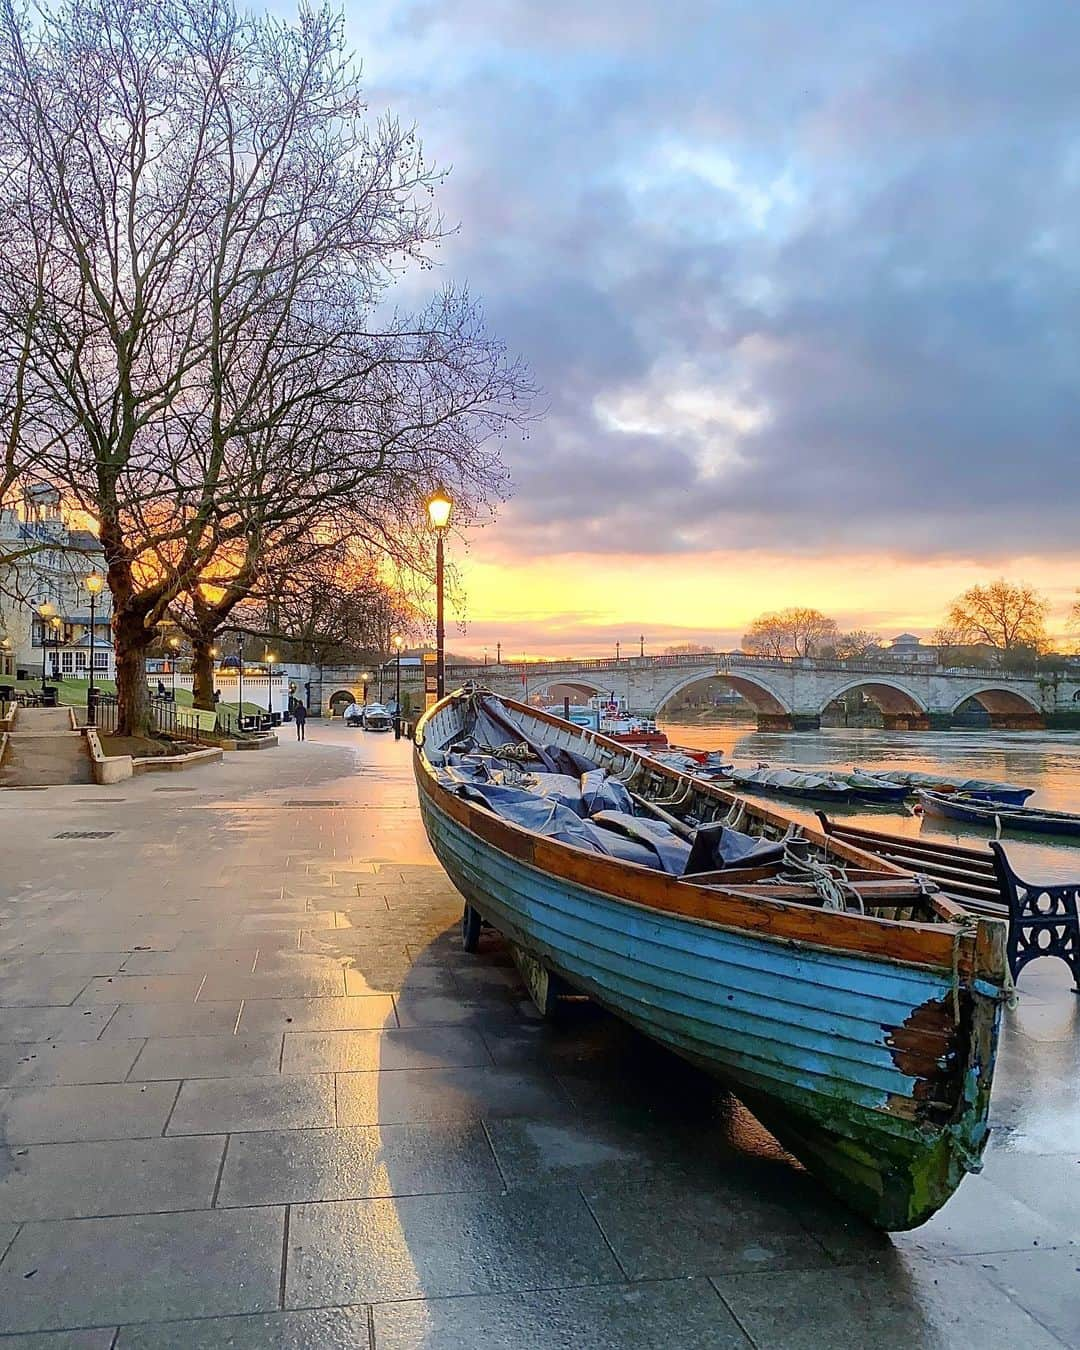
[191,636,215,710]
[114,611,153,737]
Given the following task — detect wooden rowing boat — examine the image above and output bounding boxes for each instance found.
[414,689,1007,1230]
[917,789,1080,839]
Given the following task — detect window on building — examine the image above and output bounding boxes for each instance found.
[92,651,109,670]
[61,650,74,673]
[75,651,87,669]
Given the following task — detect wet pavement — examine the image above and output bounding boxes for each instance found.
[0,722,1077,1347]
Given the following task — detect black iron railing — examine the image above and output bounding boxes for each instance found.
[92,692,119,735]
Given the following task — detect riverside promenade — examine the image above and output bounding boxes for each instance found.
[0,724,1077,1347]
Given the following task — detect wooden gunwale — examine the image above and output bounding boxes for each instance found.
[414,694,983,978]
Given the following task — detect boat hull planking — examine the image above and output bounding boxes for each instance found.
[417,761,1001,1231]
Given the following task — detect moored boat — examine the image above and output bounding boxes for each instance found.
[916,789,1080,840]
[856,769,1033,807]
[414,688,1007,1230]
[728,765,855,802]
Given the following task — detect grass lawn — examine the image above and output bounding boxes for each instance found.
[5,677,266,718]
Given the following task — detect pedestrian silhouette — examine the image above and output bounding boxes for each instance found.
[293,700,307,741]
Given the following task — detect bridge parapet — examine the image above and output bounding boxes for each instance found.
[311,651,1080,729]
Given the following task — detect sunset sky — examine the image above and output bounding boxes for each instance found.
[338,0,1080,657]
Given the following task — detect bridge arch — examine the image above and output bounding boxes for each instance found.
[656,670,793,719]
[327,688,357,716]
[819,677,929,718]
[528,677,608,703]
[949,685,1043,724]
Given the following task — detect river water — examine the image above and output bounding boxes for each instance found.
[659,718,1080,884]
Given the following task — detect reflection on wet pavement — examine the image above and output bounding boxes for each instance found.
[0,721,1075,1346]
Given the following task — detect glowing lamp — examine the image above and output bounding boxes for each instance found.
[426,491,452,532]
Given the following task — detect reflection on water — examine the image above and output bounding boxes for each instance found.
[660,718,1080,884]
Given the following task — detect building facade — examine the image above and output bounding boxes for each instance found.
[0,484,114,683]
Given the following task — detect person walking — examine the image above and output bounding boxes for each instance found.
[293,700,308,741]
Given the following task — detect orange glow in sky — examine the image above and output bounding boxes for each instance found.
[439,539,1079,659]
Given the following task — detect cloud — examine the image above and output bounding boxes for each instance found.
[351,0,1080,565]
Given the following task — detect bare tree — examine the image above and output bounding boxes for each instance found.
[742,608,838,659]
[833,630,882,660]
[945,580,1048,654]
[250,547,419,668]
[663,642,713,655]
[0,0,530,733]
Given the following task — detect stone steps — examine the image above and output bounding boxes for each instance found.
[0,707,93,786]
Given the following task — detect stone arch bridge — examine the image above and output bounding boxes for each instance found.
[312,652,1080,730]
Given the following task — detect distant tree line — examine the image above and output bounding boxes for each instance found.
[740,580,1076,670]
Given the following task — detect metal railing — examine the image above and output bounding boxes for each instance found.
[445,650,1068,683]
[92,692,119,735]
[90,695,276,742]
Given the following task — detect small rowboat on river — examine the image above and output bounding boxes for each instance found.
[414,689,1007,1230]
[856,769,1034,807]
[917,790,1080,840]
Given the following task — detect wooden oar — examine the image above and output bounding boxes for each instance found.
[628,790,695,841]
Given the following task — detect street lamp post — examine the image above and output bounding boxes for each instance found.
[615,640,621,661]
[265,650,276,721]
[496,641,501,664]
[392,634,404,739]
[167,636,180,699]
[85,573,104,725]
[36,599,55,693]
[426,490,453,699]
[360,671,371,708]
[640,634,645,658]
[236,632,244,724]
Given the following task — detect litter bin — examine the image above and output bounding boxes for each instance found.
[41,686,59,707]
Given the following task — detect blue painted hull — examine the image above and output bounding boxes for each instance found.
[919,790,1080,838]
[418,781,1001,1230]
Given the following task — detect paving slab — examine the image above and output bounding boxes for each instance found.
[0,1008,115,1044]
[714,1256,1069,1349]
[888,1171,1075,1258]
[978,1149,1080,1235]
[285,1186,622,1305]
[373,1281,751,1349]
[76,976,203,1006]
[0,1136,225,1221]
[0,1040,144,1089]
[281,1026,492,1075]
[166,1073,336,1134]
[118,949,259,977]
[100,1002,243,1040]
[197,971,348,1000]
[976,1247,1080,1345]
[0,1331,118,1348]
[114,1307,372,1349]
[217,1119,502,1207]
[236,994,396,1034]
[0,1208,284,1334]
[335,1065,574,1125]
[128,1034,283,1081]
[0,1082,179,1144]
[582,1174,833,1278]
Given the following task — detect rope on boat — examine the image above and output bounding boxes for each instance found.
[781,840,864,913]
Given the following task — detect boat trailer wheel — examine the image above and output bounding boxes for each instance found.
[461,903,483,953]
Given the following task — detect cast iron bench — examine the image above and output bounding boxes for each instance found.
[817,814,1080,989]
